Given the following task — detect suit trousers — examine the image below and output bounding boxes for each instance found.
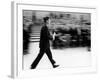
[31,48,55,69]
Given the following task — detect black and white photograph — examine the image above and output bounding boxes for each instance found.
[23,10,91,70]
[11,2,97,78]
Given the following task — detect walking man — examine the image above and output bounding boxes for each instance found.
[31,17,59,69]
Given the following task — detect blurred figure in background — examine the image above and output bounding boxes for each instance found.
[23,24,33,55]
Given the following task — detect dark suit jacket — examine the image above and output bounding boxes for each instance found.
[39,25,53,49]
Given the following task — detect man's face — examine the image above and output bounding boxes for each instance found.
[47,19,51,29]
[47,19,50,24]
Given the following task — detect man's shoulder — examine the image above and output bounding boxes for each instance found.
[41,26,47,30]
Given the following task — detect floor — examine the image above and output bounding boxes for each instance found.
[23,42,91,70]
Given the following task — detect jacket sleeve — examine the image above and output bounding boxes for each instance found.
[47,30,53,40]
[41,26,53,40]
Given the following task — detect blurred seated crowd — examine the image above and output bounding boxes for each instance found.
[51,27,91,50]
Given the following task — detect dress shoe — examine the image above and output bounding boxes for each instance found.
[53,65,59,68]
[30,66,36,69]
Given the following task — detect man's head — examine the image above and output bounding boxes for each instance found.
[43,17,51,29]
[43,17,49,23]
[43,16,51,25]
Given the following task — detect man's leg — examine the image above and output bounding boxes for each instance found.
[31,48,44,69]
[45,48,56,66]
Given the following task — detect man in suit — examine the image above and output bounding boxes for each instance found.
[31,17,59,69]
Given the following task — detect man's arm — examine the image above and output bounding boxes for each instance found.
[47,30,53,40]
[46,28,53,40]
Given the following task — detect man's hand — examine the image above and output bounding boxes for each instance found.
[52,32,56,40]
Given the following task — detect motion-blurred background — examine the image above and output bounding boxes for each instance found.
[23,10,91,70]
[23,10,91,54]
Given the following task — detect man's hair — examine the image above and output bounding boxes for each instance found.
[43,17,49,23]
